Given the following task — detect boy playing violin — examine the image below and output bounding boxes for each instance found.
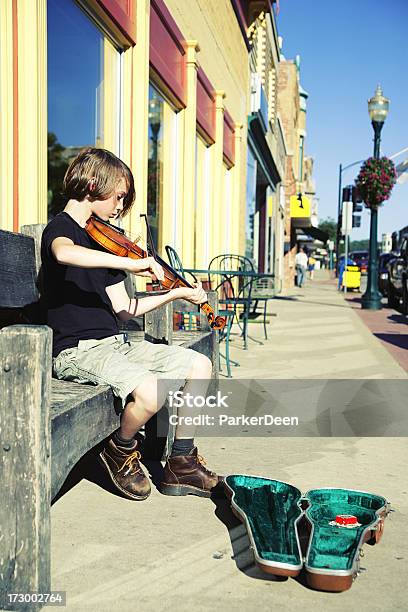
[41,147,222,500]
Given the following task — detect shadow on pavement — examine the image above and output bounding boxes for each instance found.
[210,491,324,587]
[387,313,407,324]
[299,297,361,309]
[374,333,408,350]
[273,295,300,301]
[52,439,128,505]
[52,407,172,504]
[211,493,288,581]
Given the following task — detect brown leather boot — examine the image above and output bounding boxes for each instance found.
[99,438,151,501]
[160,447,223,498]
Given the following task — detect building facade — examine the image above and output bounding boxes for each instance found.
[1,0,315,292]
[230,2,286,291]
[277,49,322,289]
[0,0,252,271]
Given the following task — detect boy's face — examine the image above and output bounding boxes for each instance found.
[90,178,127,221]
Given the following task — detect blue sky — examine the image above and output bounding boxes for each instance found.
[276,0,408,240]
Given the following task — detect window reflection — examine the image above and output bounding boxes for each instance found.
[245,147,257,261]
[47,0,120,219]
[194,135,210,267]
[147,86,164,249]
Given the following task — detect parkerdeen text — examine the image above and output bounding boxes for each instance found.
[168,415,299,427]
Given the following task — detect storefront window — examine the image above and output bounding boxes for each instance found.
[147,86,164,250]
[245,147,257,261]
[147,84,180,254]
[47,0,122,219]
[194,135,211,267]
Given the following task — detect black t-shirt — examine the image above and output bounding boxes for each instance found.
[41,212,127,357]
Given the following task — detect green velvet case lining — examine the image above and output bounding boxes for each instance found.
[225,476,387,573]
[225,475,302,566]
[304,489,386,571]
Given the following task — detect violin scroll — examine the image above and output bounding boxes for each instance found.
[200,303,226,330]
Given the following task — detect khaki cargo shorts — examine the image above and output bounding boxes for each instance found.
[52,334,198,409]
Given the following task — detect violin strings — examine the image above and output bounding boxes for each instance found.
[110,217,143,245]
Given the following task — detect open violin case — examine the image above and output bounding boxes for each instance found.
[224,475,390,592]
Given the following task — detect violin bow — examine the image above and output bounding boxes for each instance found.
[140,213,163,291]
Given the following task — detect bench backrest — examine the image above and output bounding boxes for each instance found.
[0,228,41,326]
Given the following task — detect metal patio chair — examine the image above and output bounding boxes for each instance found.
[208,254,256,351]
[165,245,201,331]
[250,275,281,340]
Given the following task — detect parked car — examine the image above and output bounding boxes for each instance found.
[378,252,398,296]
[387,236,408,314]
[402,238,408,316]
[349,250,369,274]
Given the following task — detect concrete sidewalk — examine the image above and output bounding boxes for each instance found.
[224,269,407,379]
[51,271,408,611]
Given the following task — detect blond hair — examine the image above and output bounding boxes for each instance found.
[62,147,135,216]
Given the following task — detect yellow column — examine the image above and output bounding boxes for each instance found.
[0,0,14,231]
[17,0,47,227]
[181,40,200,268]
[122,0,150,244]
[210,90,225,261]
[230,122,243,255]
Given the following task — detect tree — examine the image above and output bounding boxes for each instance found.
[318,217,337,242]
[48,132,69,219]
[350,239,369,252]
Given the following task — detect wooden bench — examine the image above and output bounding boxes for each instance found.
[0,225,219,609]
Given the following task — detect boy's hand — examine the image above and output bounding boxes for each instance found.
[177,282,207,304]
[127,256,165,281]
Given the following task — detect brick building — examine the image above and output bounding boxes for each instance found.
[277,51,320,289]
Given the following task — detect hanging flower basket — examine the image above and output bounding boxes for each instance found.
[355,157,397,209]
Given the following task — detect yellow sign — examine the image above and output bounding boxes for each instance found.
[290,194,311,218]
[267,195,273,218]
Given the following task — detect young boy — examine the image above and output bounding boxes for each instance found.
[41,147,221,500]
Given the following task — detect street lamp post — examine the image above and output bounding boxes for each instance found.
[361,85,390,310]
[336,159,364,275]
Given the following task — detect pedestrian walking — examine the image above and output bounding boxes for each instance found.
[295,247,308,287]
[308,254,316,279]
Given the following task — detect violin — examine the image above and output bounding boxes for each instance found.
[85,215,226,331]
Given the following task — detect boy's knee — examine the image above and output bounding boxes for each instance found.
[189,353,212,378]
